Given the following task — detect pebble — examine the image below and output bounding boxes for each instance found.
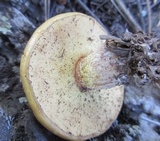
[19,97,28,103]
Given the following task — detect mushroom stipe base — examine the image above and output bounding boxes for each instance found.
[20,12,124,140]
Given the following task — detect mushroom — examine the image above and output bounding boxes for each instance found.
[20,12,124,140]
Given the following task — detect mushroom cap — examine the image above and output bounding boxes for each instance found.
[20,12,124,140]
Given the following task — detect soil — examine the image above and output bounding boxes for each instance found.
[0,0,160,141]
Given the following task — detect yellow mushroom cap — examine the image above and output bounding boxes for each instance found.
[20,12,124,140]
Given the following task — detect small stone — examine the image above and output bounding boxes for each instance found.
[19,97,27,103]
[12,66,20,75]
[0,84,9,92]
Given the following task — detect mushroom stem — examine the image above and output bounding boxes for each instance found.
[75,48,123,91]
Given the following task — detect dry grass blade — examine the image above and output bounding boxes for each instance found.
[140,115,160,126]
[146,0,152,33]
[111,0,142,33]
[151,0,160,9]
[44,0,50,21]
[94,0,108,12]
[76,0,109,33]
[137,0,146,32]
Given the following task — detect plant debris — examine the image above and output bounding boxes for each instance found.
[102,30,160,87]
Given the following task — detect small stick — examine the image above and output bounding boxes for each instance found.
[146,0,152,33]
[76,0,109,33]
[111,0,142,33]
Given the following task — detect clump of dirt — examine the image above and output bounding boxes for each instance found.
[104,30,160,88]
